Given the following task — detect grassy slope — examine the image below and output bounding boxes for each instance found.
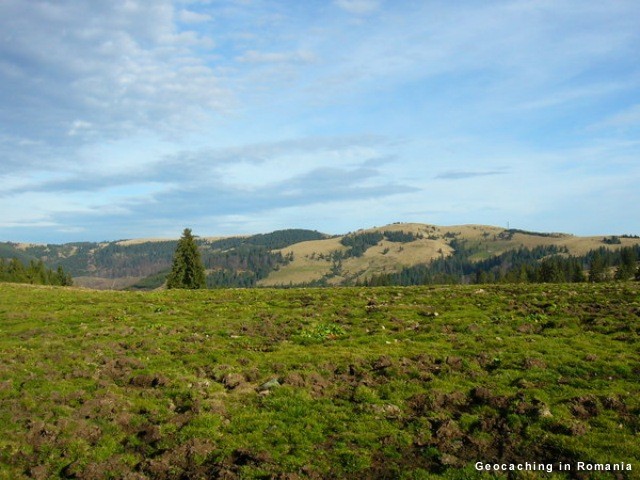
[261,223,640,286]
[260,224,453,286]
[0,282,638,479]
[8,223,640,289]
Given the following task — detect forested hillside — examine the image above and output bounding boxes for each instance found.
[1,224,639,289]
[362,243,640,286]
[0,229,326,289]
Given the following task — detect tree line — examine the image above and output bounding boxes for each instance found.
[166,230,640,289]
[339,230,422,258]
[204,245,292,288]
[166,229,296,289]
[0,258,73,286]
[361,243,640,286]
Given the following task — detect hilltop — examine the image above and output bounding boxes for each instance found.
[1,223,639,289]
[261,223,640,287]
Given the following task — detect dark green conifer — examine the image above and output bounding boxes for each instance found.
[614,247,637,281]
[588,251,607,283]
[166,228,206,289]
[56,265,73,286]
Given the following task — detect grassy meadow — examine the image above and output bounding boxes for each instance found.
[0,282,638,479]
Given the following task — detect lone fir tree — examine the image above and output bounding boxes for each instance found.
[166,228,206,289]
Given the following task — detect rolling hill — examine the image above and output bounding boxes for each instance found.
[1,223,639,289]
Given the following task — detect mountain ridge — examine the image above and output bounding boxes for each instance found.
[1,223,639,289]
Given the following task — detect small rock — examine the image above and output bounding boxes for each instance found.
[383,404,402,418]
[222,373,245,390]
[538,406,553,418]
[258,378,281,392]
[441,453,462,467]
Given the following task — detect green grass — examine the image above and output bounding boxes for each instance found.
[0,282,638,479]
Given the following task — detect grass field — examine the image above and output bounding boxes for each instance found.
[0,282,638,479]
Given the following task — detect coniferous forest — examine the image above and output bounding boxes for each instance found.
[362,243,640,286]
[1,227,639,289]
[0,258,72,286]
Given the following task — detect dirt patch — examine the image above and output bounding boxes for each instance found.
[517,323,541,334]
[139,438,218,479]
[63,455,146,480]
[408,390,469,416]
[445,356,463,371]
[68,419,102,445]
[129,374,168,388]
[522,358,547,369]
[283,372,306,387]
[25,421,58,451]
[371,355,393,371]
[570,396,599,419]
[600,395,628,414]
[77,393,123,420]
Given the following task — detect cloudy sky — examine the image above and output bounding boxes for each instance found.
[1,0,639,243]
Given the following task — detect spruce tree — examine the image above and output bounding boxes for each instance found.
[614,247,637,281]
[166,228,206,289]
[56,266,73,286]
[588,251,606,283]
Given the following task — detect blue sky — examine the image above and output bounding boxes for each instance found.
[1,0,639,243]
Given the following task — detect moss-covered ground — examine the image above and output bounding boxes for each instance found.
[0,282,638,479]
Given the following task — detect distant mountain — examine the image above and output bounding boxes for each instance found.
[1,224,638,289]
[0,229,328,289]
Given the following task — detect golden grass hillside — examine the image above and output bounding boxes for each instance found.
[260,223,640,286]
[9,223,640,289]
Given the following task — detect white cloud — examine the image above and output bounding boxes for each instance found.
[306,0,640,109]
[0,0,226,142]
[67,120,94,137]
[2,0,640,241]
[178,9,212,23]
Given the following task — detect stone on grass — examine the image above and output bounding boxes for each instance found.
[258,378,281,392]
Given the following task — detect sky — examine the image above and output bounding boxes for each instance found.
[1,0,639,243]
